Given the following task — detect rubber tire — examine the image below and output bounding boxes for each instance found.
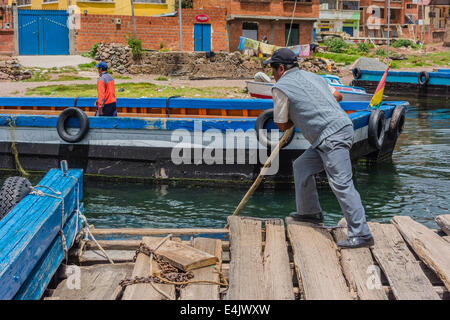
[255,109,295,149]
[388,105,406,139]
[352,67,362,80]
[418,71,429,85]
[0,176,32,220]
[57,107,89,143]
[368,109,386,150]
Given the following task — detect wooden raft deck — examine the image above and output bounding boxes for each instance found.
[46,214,450,300]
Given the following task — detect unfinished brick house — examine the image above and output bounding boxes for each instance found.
[195,0,320,52]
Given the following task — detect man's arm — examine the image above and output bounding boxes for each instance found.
[272,88,294,131]
[97,79,106,115]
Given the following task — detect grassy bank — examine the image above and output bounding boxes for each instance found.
[24,82,247,98]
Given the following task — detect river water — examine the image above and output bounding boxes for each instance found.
[82,95,449,230]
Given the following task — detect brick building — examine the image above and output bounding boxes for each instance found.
[316,0,361,37]
[0,4,13,55]
[195,0,320,52]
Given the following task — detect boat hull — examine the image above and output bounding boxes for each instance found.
[0,99,408,185]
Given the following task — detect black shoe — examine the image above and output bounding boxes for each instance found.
[289,212,324,224]
[337,236,374,249]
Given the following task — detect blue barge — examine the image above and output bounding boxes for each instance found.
[0,97,408,184]
[351,68,450,98]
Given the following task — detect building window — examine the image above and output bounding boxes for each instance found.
[342,1,359,10]
[134,0,167,3]
[285,23,299,46]
[17,0,31,5]
[407,4,413,9]
[319,0,336,10]
[242,22,258,40]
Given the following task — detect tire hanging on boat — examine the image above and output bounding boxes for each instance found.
[388,105,406,140]
[418,71,429,85]
[368,109,386,150]
[352,67,362,80]
[57,107,90,143]
[0,176,32,220]
[255,109,295,149]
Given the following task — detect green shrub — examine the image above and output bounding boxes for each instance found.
[376,49,386,56]
[356,42,369,53]
[127,37,143,60]
[155,76,168,81]
[89,43,101,58]
[368,43,375,49]
[392,39,417,49]
[160,42,165,49]
[324,38,349,53]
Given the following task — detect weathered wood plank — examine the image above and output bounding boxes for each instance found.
[435,215,450,236]
[369,222,440,300]
[286,217,351,300]
[50,263,134,300]
[143,237,218,272]
[180,238,222,300]
[91,228,229,237]
[262,219,295,300]
[122,238,175,300]
[83,239,230,251]
[392,216,450,291]
[333,226,388,300]
[226,216,265,299]
[78,250,135,264]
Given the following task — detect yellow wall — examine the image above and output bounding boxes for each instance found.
[10,0,175,16]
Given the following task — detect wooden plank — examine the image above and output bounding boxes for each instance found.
[333,226,388,300]
[286,217,352,300]
[435,215,450,236]
[143,237,218,272]
[226,216,265,299]
[369,222,440,300]
[391,216,450,291]
[91,228,229,237]
[0,169,83,300]
[83,239,230,251]
[122,238,175,300]
[50,263,134,300]
[14,205,84,300]
[78,250,135,264]
[180,238,222,300]
[262,219,295,300]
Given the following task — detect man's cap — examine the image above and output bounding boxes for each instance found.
[95,61,108,69]
[263,48,297,65]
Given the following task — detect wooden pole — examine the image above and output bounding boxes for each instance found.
[226,126,295,227]
[130,0,137,39]
[179,0,183,51]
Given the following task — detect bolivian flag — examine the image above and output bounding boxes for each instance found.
[369,63,391,109]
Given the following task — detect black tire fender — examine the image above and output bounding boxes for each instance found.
[388,105,406,139]
[368,109,386,150]
[352,67,362,80]
[418,71,429,85]
[57,107,89,143]
[0,176,32,220]
[255,109,295,149]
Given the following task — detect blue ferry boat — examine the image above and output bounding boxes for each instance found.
[0,97,408,183]
[352,68,450,98]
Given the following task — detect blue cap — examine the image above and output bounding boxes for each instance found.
[95,61,108,70]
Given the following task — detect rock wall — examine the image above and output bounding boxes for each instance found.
[95,43,264,79]
[0,58,31,81]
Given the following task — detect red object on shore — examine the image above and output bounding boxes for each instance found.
[195,14,210,23]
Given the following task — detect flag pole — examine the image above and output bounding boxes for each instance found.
[387,0,390,62]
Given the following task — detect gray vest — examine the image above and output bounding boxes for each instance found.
[273,69,352,148]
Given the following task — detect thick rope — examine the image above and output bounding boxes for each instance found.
[7,117,29,177]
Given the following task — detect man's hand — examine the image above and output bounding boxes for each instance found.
[333,90,343,102]
[275,120,294,131]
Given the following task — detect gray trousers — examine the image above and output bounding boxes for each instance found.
[293,125,372,238]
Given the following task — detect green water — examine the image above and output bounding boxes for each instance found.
[82,96,449,230]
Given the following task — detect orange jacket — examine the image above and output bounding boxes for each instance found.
[97,72,116,109]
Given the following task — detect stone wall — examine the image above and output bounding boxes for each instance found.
[0,58,31,81]
[95,42,264,79]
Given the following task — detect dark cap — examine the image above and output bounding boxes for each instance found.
[95,61,108,70]
[263,48,297,65]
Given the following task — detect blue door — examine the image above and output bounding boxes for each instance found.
[194,24,211,52]
[19,10,69,55]
[343,26,354,37]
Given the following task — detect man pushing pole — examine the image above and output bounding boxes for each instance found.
[264,48,374,248]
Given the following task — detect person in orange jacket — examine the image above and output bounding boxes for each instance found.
[95,61,117,116]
